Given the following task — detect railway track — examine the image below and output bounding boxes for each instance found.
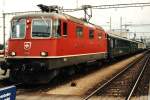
[83,52,150,100]
[132,56,150,98]
[126,55,149,100]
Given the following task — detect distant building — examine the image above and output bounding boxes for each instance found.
[108,29,128,38]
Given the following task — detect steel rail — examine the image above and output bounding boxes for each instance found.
[83,54,145,100]
[126,55,150,100]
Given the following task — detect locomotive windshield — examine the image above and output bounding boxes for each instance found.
[11,19,26,39]
[32,19,51,38]
[32,18,61,38]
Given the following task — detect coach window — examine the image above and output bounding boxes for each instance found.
[32,19,51,38]
[110,39,114,48]
[89,30,94,39]
[76,26,83,38]
[11,19,25,39]
[63,22,68,36]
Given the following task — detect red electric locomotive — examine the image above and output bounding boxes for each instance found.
[1,5,108,83]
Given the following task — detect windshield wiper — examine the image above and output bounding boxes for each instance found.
[40,16,49,26]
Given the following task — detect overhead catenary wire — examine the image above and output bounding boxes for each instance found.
[2,2,150,49]
[2,2,150,14]
[63,2,150,12]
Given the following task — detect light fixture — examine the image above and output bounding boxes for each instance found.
[10,52,16,56]
[27,19,30,23]
[40,51,48,57]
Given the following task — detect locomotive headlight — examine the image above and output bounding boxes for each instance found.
[11,52,16,56]
[27,19,30,23]
[40,51,48,57]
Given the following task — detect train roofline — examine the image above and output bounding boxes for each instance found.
[107,33,144,43]
[11,12,105,31]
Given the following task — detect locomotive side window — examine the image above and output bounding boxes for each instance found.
[11,19,25,39]
[76,26,83,38]
[32,19,51,38]
[89,30,94,39]
[98,32,102,39]
[52,19,61,37]
[63,22,67,36]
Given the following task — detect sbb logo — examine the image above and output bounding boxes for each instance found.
[24,42,31,50]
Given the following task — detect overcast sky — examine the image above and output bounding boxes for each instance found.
[0,0,150,43]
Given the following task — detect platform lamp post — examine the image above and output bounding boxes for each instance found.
[3,13,5,56]
[120,16,122,33]
[109,16,111,32]
[2,0,5,56]
[76,0,78,8]
[106,16,112,33]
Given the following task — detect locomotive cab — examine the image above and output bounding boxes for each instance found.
[8,14,65,57]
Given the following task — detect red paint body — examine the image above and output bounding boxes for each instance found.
[7,13,107,58]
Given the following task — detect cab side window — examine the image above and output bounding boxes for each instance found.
[52,19,61,37]
[63,22,68,36]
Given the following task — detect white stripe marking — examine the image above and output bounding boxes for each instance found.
[5,52,107,59]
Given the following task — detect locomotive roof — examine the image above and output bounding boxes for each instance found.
[12,12,104,31]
